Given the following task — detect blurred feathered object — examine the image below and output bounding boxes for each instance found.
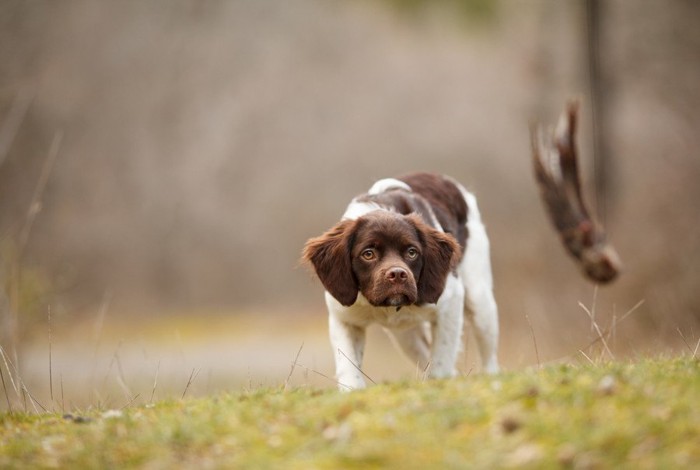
[531,101,621,283]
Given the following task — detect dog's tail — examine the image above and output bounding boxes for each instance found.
[530,100,621,283]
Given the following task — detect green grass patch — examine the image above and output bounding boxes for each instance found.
[1,357,698,469]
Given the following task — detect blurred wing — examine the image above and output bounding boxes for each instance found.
[531,100,621,283]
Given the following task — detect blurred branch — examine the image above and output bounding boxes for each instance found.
[0,88,34,170]
[18,131,64,255]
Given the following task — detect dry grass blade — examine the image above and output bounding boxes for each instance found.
[616,299,645,325]
[337,348,376,385]
[90,290,112,387]
[292,361,352,391]
[420,361,433,382]
[579,349,595,365]
[578,301,614,360]
[525,314,541,369]
[415,360,433,381]
[112,347,132,399]
[150,361,160,404]
[284,342,304,391]
[22,387,46,413]
[579,299,645,352]
[121,393,141,410]
[181,368,200,399]
[0,345,20,397]
[531,100,621,283]
[0,361,12,413]
[60,374,65,414]
[0,346,46,413]
[590,285,598,333]
[676,328,697,359]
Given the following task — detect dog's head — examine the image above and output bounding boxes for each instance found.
[303,211,461,308]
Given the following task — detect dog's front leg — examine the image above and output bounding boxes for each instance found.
[328,311,367,391]
[428,276,465,379]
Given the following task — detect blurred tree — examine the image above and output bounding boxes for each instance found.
[585,0,613,224]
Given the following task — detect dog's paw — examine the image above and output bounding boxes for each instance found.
[337,374,366,392]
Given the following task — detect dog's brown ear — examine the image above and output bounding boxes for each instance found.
[408,214,461,304]
[302,219,359,306]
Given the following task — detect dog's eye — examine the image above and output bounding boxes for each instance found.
[361,249,376,261]
[406,247,419,260]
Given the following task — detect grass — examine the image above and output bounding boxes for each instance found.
[0,356,698,469]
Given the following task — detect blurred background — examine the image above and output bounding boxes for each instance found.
[1,0,699,410]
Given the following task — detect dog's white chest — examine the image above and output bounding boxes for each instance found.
[325,291,435,329]
[365,303,437,329]
[325,274,464,330]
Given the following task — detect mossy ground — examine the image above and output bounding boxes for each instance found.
[1,357,698,469]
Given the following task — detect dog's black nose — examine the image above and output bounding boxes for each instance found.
[386,267,408,283]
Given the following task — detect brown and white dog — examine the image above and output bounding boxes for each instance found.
[303,104,623,391]
[303,172,499,390]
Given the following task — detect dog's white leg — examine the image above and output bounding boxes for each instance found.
[385,323,432,372]
[464,287,500,374]
[328,310,367,391]
[459,190,500,374]
[428,275,465,379]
